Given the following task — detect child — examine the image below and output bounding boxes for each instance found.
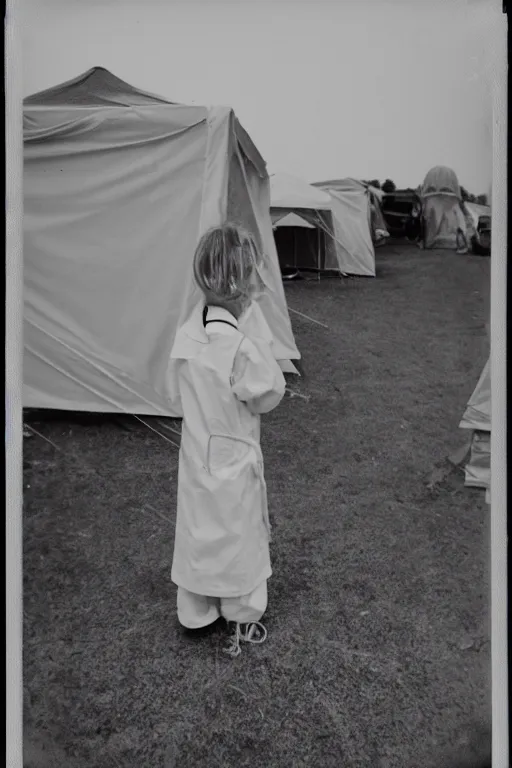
[169,223,286,657]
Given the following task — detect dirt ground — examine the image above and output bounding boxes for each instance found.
[23,241,491,767]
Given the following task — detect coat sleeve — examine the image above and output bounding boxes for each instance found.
[231,336,286,415]
[238,300,274,349]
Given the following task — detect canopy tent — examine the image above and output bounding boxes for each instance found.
[420,165,467,250]
[312,178,384,277]
[23,67,300,418]
[270,173,341,273]
[459,358,491,502]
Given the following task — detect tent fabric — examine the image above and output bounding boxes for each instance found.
[421,165,461,198]
[420,166,466,250]
[274,212,315,228]
[464,431,490,491]
[314,177,389,245]
[422,196,467,250]
[459,358,491,432]
[367,184,384,202]
[225,137,297,359]
[23,66,176,108]
[314,179,377,277]
[459,358,491,496]
[369,195,389,239]
[464,201,492,230]
[270,173,332,210]
[23,68,299,417]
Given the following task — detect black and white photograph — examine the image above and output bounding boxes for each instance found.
[6,0,508,766]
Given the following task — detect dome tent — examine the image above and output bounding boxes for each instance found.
[420,165,467,250]
[23,67,300,417]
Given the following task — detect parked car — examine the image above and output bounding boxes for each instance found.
[381,189,421,239]
[471,214,491,256]
[463,202,492,256]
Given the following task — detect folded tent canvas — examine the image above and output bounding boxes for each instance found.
[459,358,491,503]
[270,173,340,274]
[420,165,467,250]
[312,178,379,277]
[23,67,300,417]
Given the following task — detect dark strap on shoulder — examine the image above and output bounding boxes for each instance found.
[203,305,238,331]
[205,319,238,330]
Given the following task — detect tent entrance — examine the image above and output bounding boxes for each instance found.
[271,208,344,279]
[273,225,323,273]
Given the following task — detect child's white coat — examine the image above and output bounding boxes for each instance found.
[169,302,286,598]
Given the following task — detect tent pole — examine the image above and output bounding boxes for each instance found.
[317,227,321,281]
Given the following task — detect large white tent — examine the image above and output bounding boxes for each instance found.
[23,67,300,417]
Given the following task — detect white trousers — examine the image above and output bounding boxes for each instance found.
[177,579,268,629]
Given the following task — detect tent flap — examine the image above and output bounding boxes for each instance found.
[459,359,491,432]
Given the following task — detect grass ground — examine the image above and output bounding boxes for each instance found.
[23,242,491,768]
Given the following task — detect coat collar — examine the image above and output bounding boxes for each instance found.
[204,305,239,331]
[171,302,241,359]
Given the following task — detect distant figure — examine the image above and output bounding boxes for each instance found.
[406,201,423,243]
[169,223,286,657]
[456,227,469,255]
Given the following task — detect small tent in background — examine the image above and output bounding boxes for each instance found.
[270,173,342,274]
[312,178,382,276]
[420,165,467,250]
[23,67,300,417]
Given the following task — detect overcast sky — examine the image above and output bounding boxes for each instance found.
[21,0,499,194]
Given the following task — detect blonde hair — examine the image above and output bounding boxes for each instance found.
[193,223,262,309]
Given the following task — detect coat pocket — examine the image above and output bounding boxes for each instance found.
[206,435,248,475]
[205,433,271,540]
[206,433,261,479]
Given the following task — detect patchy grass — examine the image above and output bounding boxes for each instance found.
[23,243,491,767]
